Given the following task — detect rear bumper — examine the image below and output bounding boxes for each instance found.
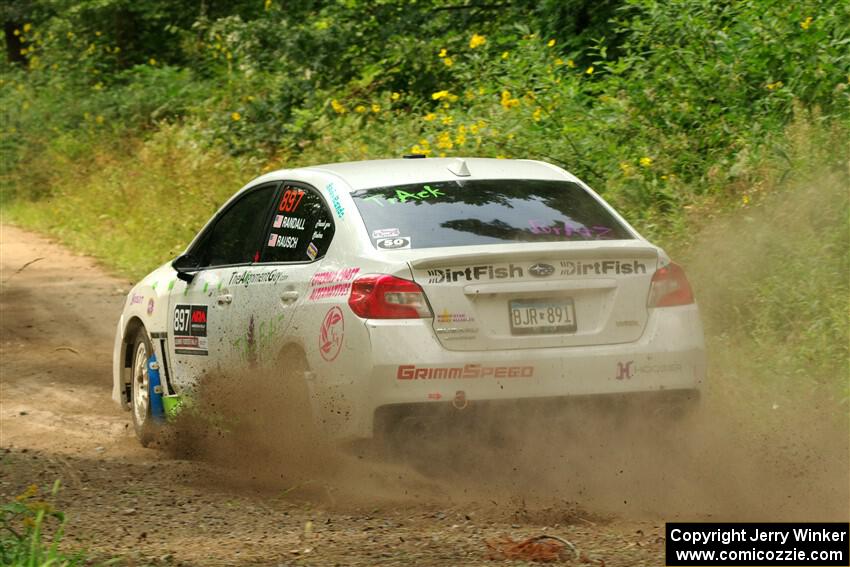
[374,387,700,440]
[317,304,705,439]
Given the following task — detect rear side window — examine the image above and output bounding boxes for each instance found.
[261,183,335,263]
[351,179,633,250]
[199,184,277,267]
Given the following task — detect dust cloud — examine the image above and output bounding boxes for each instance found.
[160,175,848,524]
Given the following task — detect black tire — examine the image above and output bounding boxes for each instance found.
[130,328,158,447]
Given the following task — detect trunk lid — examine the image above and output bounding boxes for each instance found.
[407,242,658,351]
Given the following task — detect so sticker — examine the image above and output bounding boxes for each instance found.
[376,237,411,250]
[319,306,344,362]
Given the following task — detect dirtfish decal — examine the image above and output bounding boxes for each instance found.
[560,260,647,276]
[427,264,523,284]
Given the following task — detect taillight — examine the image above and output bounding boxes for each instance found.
[348,275,433,319]
[647,262,695,307]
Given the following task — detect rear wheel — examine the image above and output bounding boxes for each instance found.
[130,328,158,447]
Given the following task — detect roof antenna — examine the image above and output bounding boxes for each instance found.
[447,158,471,177]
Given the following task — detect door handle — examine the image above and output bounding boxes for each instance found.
[217,294,233,305]
[280,291,299,303]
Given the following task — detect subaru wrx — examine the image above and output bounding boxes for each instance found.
[113,157,705,445]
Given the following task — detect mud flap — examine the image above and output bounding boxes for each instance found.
[147,355,166,421]
[162,394,184,421]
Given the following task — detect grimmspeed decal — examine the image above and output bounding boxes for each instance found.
[174,304,208,355]
[397,364,534,380]
[560,260,648,276]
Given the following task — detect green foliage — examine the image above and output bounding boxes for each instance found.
[1,0,848,401]
[0,480,90,566]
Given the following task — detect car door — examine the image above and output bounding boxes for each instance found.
[166,183,278,390]
[226,181,337,369]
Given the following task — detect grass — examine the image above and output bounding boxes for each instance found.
[0,481,93,566]
[2,107,848,410]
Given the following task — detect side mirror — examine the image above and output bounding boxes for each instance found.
[172,254,200,283]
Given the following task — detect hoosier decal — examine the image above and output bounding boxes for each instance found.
[174,304,208,355]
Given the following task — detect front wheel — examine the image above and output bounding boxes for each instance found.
[130,328,158,447]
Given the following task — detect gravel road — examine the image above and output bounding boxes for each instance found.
[1,223,846,566]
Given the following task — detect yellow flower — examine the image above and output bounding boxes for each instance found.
[331,99,346,114]
[500,89,520,110]
[93,82,103,91]
[639,156,653,168]
[619,162,635,176]
[411,141,432,156]
[441,115,454,125]
[497,154,506,159]
[469,33,486,49]
[455,125,467,146]
[391,92,401,101]
[13,29,20,36]
[443,57,453,67]
[16,484,38,501]
[438,48,447,58]
[355,105,366,113]
[66,31,74,39]
[566,59,576,68]
[533,107,542,122]
[424,113,436,121]
[95,115,105,124]
[554,58,564,66]
[231,112,241,121]
[19,47,27,55]
[585,66,594,75]
[371,103,381,113]
[800,16,813,30]
[766,81,784,90]
[501,51,509,60]
[95,31,102,36]
[432,90,451,100]
[547,39,556,47]
[437,131,454,150]
[265,0,273,10]
[149,58,157,65]
[23,23,32,33]
[742,194,750,205]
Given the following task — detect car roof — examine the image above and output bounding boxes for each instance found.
[259,157,579,192]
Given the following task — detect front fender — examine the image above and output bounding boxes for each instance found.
[112,262,178,408]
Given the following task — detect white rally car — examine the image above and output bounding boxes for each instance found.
[113,157,705,445]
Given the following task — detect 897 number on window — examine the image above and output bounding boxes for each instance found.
[279,188,305,212]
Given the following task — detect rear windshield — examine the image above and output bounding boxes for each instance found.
[351,179,633,250]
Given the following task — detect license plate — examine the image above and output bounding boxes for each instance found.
[509,298,577,335]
